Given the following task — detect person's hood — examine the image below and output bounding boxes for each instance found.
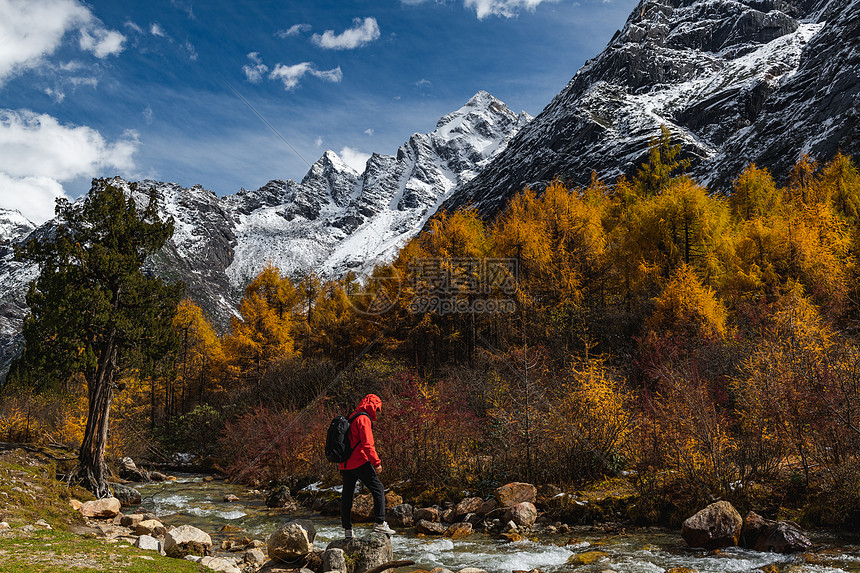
[356,394,382,421]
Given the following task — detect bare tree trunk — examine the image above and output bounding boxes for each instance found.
[77,328,117,498]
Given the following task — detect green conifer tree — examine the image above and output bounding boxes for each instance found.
[15,180,183,497]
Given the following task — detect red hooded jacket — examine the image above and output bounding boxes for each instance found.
[339,394,382,471]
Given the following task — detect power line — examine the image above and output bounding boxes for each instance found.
[224,81,311,168]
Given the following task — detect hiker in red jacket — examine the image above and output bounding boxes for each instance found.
[340,393,394,537]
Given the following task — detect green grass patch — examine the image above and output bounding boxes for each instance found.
[0,529,201,573]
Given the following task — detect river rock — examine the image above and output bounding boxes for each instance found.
[740,511,769,548]
[414,507,441,522]
[148,471,168,482]
[454,497,483,519]
[120,514,144,528]
[754,521,813,553]
[268,519,316,562]
[109,482,141,506]
[505,502,537,527]
[135,534,161,552]
[477,498,498,516]
[322,547,347,573]
[135,519,166,537]
[388,503,413,528]
[80,497,121,519]
[494,483,537,508]
[118,457,148,482]
[351,494,375,522]
[224,494,239,503]
[416,519,446,535]
[326,532,393,573]
[244,548,267,564]
[0,522,10,530]
[458,568,489,573]
[681,501,742,549]
[267,486,296,509]
[443,522,473,539]
[164,524,213,558]
[200,555,242,573]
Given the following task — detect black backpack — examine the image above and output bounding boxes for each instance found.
[324,412,369,463]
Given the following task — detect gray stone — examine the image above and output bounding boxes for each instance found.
[268,519,316,562]
[135,534,161,552]
[244,548,267,564]
[681,501,742,550]
[79,497,122,519]
[388,503,413,528]
[416,519,445,535]
[504,501,537,527]
[164,524,213,558]
[754,521,813,553]
[109,482,141,506]
[325,532,393,573]
[321,547,347,573]
[200,555,242,573]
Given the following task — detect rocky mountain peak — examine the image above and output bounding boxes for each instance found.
[441,0,856,217]
[0,209,35,244]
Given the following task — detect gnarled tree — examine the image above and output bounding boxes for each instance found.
[15,180,183,497]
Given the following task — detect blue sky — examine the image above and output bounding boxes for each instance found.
[0,0,638,223]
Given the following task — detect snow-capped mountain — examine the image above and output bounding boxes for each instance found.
[0,209,35,244]
[443,0,858,216]
[0,92,529,378]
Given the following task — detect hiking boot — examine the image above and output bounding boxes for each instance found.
[373,522,395,536]
[344,529,353,539]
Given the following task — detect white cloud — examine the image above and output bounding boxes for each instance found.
[415,78,432,88]
[315,136,323,147]
[243,52,268,83]
[182,40,198,61]
[339,147,371,173]
[0,109,139,223]
[79,27,125,58]
[0,173,69,224]
[124,21,144,34]
[269,62,342,90]
[465,0,559,18]
[311,17,380,50]
[0,0,125,85]
[364,128,374,136]
[143,106,153,124]
[150,22,166,37]
[276,23,311,38]
[402,0,559,18]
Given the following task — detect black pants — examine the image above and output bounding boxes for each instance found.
[341,462,385,529]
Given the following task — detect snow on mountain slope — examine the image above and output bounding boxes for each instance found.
[442,0,855,217]
[224,91,530,284]
[0,209,35,244]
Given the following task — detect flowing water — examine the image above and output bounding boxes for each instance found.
[136,475,860,572]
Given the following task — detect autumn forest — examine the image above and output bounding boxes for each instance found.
[5,130,860,527]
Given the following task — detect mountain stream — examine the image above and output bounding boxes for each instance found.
[135,475,860,572]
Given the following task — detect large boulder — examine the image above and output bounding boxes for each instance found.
[199,556,242,573]
[164,524,213,558]
[443,522,473,539]
[108,482,141,506]
[118,457,148,482]
[79,497,121,519]
[453,497,483,519]
[504,502,537,528]
[134,519,167,537]
[322,547,347,573]
[388,503,414,528]
[416,519,446,535]
[754,521,813,553]
[681,501,743,549]
[326,532,392,573]
[267,519,316,562]
[494,482,537,508]
[414,507,441,522]
[740,511,769,548]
